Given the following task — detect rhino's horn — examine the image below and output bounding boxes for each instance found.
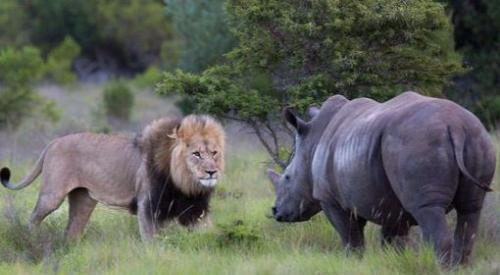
[267,169,281,191]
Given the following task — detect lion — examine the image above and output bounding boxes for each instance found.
[0,115,225,240]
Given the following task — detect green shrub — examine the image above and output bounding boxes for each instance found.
[133,66,162,89]
[165,0,236,72]
[44,36,81,84]
[103,81,135,121]
[0,47,44,87]
[216,220,260,248]
[0,47,45,128]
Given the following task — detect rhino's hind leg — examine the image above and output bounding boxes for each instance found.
[321,201,366,254]
[452,209,482,265]
[65,188,97,240]
[412,206,453,266]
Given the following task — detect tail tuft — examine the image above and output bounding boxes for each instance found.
[0,167,11,187]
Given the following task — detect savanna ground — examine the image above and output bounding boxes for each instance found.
[0,83,498,275]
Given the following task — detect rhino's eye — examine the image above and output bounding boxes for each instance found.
[192,152,201,158]
[284,175,290,181]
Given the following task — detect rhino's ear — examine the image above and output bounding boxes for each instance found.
[267,169,281,191]
[307,106,320,119]
[283,107,306,132]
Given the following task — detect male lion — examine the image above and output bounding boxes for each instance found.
[0,115,225,240]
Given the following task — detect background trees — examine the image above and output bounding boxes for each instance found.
[165,0,236,73]
[157,0,464,167]
[445,0,500,128]
[0,0,174,76]
[0,0,498,163]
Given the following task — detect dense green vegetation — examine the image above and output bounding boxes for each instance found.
[157,0,464,166]
[0,47,59,129]
[103,82,135,121]
[0,0,174,72]
[165,0,236,73]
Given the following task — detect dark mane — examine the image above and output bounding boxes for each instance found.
[130,116,218,226]
[143,146,211,226]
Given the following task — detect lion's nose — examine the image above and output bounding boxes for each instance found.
[205,170,217,177]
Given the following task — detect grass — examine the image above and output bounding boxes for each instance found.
[0,140,498,275]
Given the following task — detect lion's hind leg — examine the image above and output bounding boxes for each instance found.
[65,188,97,241]
[29,190,67,231]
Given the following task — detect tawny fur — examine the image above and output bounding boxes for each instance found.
[0,115,225,240]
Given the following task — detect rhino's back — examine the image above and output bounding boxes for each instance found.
[312,92,492,224]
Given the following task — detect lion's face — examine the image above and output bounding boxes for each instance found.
[168,115,225,195]
[185,136,223,187]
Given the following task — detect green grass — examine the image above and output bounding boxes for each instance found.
[0,138,499,274]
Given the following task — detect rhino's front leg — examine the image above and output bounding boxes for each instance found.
[321,201,366,254]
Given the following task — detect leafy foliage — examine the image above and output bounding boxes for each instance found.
[95,0,175,72]
[0,0,30,48]
[103,81,135,121]
[1,0,174,74]
[133,66,163,89]
[165,0,236,73]
[0,47,47,128]
[158,0,464,166]
[44,36,81,84]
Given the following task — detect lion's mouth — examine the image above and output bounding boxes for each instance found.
[199,178,217,187]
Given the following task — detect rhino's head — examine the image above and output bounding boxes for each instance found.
[268,107,322,222]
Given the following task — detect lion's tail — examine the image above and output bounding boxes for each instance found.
[1,142,52,190]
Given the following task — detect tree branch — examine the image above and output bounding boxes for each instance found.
[249,120,286,169]
[263,121,279,157]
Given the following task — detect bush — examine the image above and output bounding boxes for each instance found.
[133,66,162,89]
[44,36,81,84]
[103,81,135,121]
[165,0,236,72]
[216,220,260,247]
[0,47,45,128]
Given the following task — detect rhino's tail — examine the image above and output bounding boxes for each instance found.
[0,142,52,190]
[448,126,493,192]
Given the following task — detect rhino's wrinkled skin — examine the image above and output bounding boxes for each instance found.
[269,92,496,266]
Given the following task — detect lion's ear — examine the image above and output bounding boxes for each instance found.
[168,125,180,139]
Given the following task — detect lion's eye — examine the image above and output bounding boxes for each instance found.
[192,152,201,158]
[212,151,218,156]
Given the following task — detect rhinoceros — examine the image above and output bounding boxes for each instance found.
[268,91,496,266]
